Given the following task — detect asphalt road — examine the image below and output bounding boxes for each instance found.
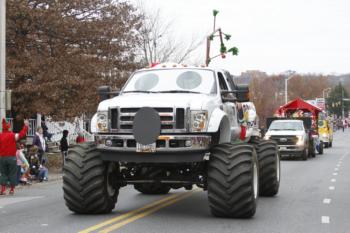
[1,129,350,233]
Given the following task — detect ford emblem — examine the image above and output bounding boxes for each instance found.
[280,138,288,142]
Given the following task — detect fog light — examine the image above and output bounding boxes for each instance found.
[105,139,113,147]
[185,140,192,147]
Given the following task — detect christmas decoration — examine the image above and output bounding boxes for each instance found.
[205,10,239,66]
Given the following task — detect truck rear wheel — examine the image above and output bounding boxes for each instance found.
[134,167,170,194]
[256,140,280,196]
[301,149,308,161]
[208,143,258,218]
[308,139,316,158]
[63,142,120,214]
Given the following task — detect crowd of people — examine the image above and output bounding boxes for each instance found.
[334,118,349,132]
[0,118,86,195]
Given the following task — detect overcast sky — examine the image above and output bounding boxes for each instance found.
[140,0,350,75]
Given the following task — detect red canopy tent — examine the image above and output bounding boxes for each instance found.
[275,98,323,116]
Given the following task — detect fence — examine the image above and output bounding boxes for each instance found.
[5,117,93,143]
[6,118,37,137]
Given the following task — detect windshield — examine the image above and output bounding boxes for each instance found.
[269,121,304,131]
[122,69,216,94]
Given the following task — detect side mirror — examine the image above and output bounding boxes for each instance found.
[221,90,236,103]
[98,86,111,101]
[98,86,120,101]
[236,84,250,102]
[222,96,236,103]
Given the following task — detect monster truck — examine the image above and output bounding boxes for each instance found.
[62,63,280,218]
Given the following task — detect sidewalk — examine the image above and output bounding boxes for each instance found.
[15,170,62,190]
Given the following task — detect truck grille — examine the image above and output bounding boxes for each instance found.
[110,107,186,132]
[270,135,298,145]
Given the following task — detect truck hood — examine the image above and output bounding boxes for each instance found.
[266,130,305,136]
[97,93,219,111]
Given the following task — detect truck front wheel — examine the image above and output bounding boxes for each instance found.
[63,142,120,214]
[256,140,281,196]
[208,143,258,218]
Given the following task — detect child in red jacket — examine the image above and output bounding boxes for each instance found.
[0,119,29,195]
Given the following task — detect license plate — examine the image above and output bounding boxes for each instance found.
[279,146,287,150]
[136,143,156,153]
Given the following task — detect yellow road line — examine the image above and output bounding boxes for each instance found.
[79,189,198,233]
[99,190,200,233]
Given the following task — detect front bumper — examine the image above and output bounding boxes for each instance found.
[95,134,211,163]
[278,144,305,155]
[320,135,330,143]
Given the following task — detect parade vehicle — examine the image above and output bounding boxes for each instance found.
[265,119,312,160]
[62,63,281,218]
[318,119,333,148]
[266,98,324,160]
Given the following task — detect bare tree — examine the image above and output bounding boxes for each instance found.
[136,1,204,65]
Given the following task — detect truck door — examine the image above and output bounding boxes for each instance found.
[217,71,240,141]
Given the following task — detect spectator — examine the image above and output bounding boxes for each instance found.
[76,132,86,144]
[0,119,29,195]
[41,116,52,141]
[28,146,40,179]
[28,145,49,182]
[33,127,47,164]
[60,130,69,165]
[15,142,29,186]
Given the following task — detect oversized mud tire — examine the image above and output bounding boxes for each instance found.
[134,167,170,195]
[63,142,120,214]
[256,140,280,196]
[208,142,258,218]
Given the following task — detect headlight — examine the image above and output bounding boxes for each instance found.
[96,111,108,132]
[296,135,304,146]
[190,111,208,132]
[322,133,327,137]
[264,135,271,140]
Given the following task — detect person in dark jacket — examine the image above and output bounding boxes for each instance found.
[41,116,52,141]
[0,119,29,195]
[32,127,47,164]
[60,130,69,165]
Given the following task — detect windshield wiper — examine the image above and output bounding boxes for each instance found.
[123,90,157,94]
[157,90,202,94]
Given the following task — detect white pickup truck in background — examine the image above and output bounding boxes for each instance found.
[264,119,311,160]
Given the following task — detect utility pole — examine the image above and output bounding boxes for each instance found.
[342,87,344,119]
[284,70,296,104]
[0,0,6,130]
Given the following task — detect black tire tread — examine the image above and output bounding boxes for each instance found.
[63,142,118,214]
[256,140,280,196]
[208,142,257,218]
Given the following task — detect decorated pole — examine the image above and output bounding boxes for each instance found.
[205,10,239,66]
